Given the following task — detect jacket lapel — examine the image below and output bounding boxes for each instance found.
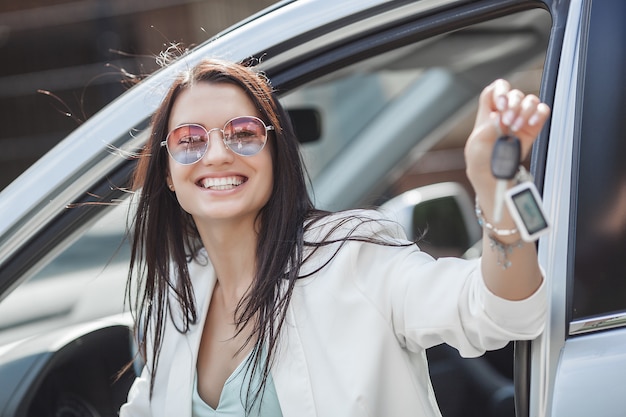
[163,259,216,416]
[272,293,317,417]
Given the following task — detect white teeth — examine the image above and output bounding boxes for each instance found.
[200,176,245,190]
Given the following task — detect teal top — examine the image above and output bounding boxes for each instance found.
[192,351,283,417]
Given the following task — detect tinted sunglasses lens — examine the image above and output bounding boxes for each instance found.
[167,125,208,164]
[223,117,267,156]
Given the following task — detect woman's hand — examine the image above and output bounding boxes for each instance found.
[465,79,551,200]
[465,79,551,301]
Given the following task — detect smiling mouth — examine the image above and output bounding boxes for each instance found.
[197,176,247,190]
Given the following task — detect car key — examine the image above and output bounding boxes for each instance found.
[491,134,521,223]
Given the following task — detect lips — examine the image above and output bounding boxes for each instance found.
[197,175,247,190]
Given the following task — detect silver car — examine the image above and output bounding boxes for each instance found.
[0,1,624,416]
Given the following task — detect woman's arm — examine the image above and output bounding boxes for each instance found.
[465,79,551,301]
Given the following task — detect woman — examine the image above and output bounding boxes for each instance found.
[120,58,550,417]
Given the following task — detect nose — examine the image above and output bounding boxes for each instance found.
[200,128,234,165]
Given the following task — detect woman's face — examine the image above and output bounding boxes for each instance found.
[166,82,274,227]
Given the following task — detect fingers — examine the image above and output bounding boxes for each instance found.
[469,79,551,169]
[477,79,509,120]
[510,94,539,131]
[506,93,550,135]
[492,79,511,112]
[530,102,551,128]
[486,79,550,137]
[501,90,524,129]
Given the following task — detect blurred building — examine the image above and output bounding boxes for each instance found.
[0,0,277,190]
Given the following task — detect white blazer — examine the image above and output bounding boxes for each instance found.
[120,210,546,417]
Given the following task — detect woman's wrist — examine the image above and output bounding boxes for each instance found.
[474,198,518,237]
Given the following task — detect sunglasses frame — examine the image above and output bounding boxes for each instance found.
[160,115,274,165]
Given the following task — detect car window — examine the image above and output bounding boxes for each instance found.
[0,7,551,355]
[282,8,550,213]
[570,0,626,331]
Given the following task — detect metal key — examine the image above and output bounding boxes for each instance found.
[491,134,521,223]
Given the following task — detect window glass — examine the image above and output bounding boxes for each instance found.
[281,9,550,232]
[571,1,626,321]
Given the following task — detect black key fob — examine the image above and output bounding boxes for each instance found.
[491,135,521,180]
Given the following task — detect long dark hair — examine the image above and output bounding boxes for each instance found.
[127,58,319,407]
[127,58,412,412]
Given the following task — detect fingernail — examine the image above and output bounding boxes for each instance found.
[528,113,539,126]
[502,110,515,126]
[511,116,524,132]
[497,96,507,111]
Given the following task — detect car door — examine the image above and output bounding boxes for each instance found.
[526,1,626,416]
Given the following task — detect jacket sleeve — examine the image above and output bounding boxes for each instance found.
[341,210,547,358]
[390,253,545,357]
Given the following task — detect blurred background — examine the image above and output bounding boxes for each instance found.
[0,0,277,190]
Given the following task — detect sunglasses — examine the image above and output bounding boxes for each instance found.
[161,116,274,165]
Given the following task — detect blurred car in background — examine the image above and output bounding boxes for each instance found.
[0,1,625,416]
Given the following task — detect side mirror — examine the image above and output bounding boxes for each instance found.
[380,182,481,258]
[287,108,322,143]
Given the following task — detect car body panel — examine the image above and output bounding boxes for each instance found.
[550,328,626,416]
